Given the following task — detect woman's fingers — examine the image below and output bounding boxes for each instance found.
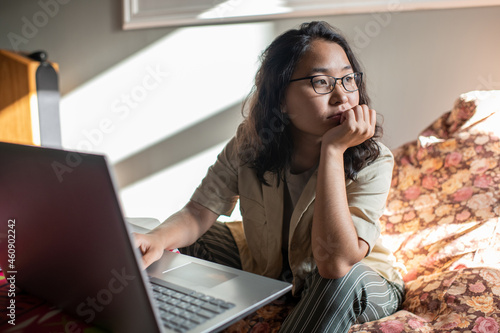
[133,232,164,269]
[323,105,377,151]
[343,105,376,138]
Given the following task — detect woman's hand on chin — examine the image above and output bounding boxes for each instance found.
[322,104,376,152]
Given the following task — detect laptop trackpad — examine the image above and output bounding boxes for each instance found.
[162,262,238,289]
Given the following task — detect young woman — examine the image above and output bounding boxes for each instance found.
[135,21,404,332]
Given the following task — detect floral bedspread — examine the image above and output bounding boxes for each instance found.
[350,267,500,332]
[380,90,500,281]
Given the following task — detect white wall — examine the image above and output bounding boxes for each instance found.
[1,1,500,221]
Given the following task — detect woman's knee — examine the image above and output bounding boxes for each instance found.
[301,263,401,322]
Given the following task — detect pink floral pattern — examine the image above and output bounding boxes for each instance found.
[224,90,500,332]
[473,317,499,333]
[350,267,500,332]
[222,297,296,333]
[380,90,500,282]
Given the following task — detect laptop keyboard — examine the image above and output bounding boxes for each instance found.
[151,282,236,332]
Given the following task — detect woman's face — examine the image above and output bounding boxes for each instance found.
[284,39,360,142]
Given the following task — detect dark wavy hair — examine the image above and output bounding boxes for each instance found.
[236,21,382,185]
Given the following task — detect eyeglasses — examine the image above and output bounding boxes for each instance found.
[289,72,363,94]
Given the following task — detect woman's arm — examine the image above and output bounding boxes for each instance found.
[312,105,376,279]
[134,200,218,268]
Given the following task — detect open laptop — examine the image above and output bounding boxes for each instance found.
[0,142,292,333]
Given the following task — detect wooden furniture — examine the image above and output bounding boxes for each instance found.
[0,49,61,147]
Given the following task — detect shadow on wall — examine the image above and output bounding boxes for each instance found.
[113,102,244,188]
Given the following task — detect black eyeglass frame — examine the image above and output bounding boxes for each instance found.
[289,72,363,94]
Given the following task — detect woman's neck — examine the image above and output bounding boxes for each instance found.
[290,130,322,174]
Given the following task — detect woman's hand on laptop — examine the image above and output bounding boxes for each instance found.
[133,201,219,269]
[133,232,166,269]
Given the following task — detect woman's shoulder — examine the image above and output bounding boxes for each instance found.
[353,141,394,183]
[376,141,394,162]
[216,135,256,175]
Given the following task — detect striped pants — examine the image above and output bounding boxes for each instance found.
[180,222,404,333]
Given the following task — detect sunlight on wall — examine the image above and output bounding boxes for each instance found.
[117,141,241,221]
[118,143,224,221]
[60,22,273,221]
[198,0,292,20]
[60,22,273,162]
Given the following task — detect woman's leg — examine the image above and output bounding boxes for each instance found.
[179,221,242,270]
[279,262,404,333]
